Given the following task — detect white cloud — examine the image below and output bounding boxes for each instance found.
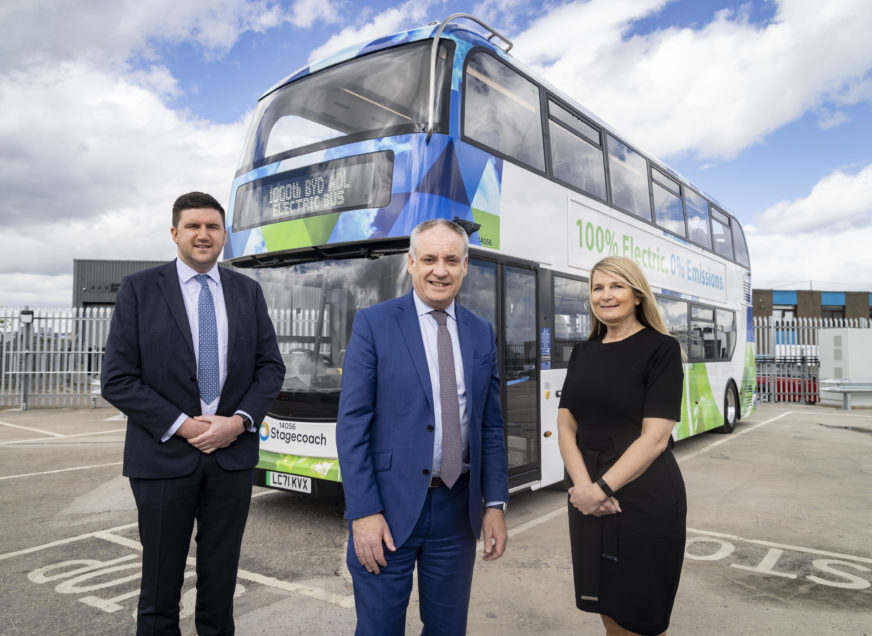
[0,61,245,235]
[0,0,287,69]
[0,273,74,308]
[513,0,872,161]
[0,0,273,305]
[753,164,872,235]
[308,0,437,62]
[290,0,343,28]
[747,163,872,291]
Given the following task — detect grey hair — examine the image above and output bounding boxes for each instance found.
[408,219,469,259]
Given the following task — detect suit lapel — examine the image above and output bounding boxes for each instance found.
[220,268,239,367]
[396,292,434,410]
[157,261,195,358]
[455,303,475,402]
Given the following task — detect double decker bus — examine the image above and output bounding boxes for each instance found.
[225,14,755,496]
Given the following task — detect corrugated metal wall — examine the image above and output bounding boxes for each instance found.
[73,260,167,306]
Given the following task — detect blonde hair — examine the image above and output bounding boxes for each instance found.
[588,256,670,340]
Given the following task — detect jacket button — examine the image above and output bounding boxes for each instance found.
[422,469,430,476]
[426,425,434,432]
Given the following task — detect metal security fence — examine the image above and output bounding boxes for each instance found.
[0,307,113,409]
[0,306,303,409]
[6,309,869,408]
[753,317,871,403]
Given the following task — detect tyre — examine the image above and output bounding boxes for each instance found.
[718,382,739,434]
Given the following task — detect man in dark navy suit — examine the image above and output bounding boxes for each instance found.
[101,191,284,635]
[337,219,509,635]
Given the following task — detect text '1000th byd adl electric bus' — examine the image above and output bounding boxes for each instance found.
[223,14,756,497]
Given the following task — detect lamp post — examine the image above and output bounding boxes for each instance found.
[19,309,34,411]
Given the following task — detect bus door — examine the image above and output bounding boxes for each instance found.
[502,265,540,488]
[459,257,541,489]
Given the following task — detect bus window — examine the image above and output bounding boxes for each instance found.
[711,207,734,260]
[690,305,715,360]
[464,52,546,172]
[457,259,497,328]
[239,41,451,171]
[716,309,736,360]
[652,167,686,238]
[657,297,689,354]
[606,135,652,221]
[247,254,411,420]
[731,219,751,268]
[552,274,589,367]
[685,188,711,249]
[547,101,607,200]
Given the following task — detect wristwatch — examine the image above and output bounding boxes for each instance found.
[239,414,253,430]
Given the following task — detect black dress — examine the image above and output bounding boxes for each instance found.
[559,328,685,635]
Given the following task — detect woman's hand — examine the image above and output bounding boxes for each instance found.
[568,483,621,516]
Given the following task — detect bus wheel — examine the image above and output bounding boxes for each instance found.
[718,382,739,434]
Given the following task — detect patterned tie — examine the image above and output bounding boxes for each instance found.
[196,274,220,405]
[432,310,462,488]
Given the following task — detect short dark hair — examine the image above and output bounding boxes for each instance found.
[172,192,225,228]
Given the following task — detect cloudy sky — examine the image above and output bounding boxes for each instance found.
[1,0,870,305]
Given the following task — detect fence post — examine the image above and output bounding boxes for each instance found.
[19,309,34,410]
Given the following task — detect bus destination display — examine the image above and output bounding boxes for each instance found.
[233,151,393,231]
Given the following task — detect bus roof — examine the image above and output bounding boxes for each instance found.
[259,16,737,221]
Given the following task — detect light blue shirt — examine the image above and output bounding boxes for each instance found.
[412,291,470,476]
[162,259,251,441]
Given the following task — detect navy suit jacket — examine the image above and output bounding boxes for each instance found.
[101,260,285,478]
[336,290,508,547]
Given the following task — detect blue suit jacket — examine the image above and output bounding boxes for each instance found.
[336,290,508,547]
[101,260,285,478]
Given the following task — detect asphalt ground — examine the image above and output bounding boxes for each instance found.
[1,403,870,635]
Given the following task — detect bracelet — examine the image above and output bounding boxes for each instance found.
[595,477,616,498]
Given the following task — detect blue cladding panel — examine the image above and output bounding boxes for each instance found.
[772,291,797,305]
[821,292,845,306]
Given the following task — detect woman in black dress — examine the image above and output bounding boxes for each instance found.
[558,256,685,636]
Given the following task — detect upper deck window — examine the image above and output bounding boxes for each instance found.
[607,135,652,221]
[685,188,712,249]
[710,207,734,260]
[463,52,545,172]
[652,167,686,238]
[238,41,452,172]
[547,101,607,200]
[731,219,751,268]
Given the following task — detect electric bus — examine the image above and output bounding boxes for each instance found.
[223,14,755,496]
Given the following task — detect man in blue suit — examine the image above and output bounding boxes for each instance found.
[337,218,509,635]
[101,192,284,635]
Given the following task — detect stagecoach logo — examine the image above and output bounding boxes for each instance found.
[259,418,338,457]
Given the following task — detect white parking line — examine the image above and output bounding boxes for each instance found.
[507,505,566,537]
[0,420,65,437]
[0,522,138,562]
[506,413,795,540]
[687,527,872,565]
[0,462,123,481]
[0,428,126,446]
[0,518,356,608]
[677,411,792,465]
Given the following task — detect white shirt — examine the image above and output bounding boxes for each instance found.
[412,291,470,476]
[163,259,247,441]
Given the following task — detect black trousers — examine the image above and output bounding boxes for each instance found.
[129,453,253,636]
